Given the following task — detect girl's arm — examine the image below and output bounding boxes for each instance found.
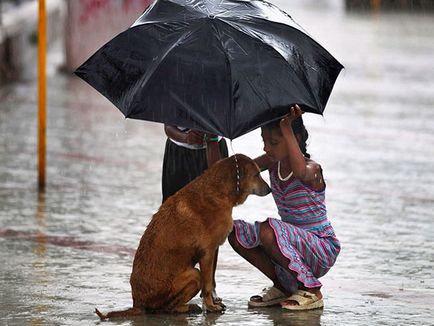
[205,136,221,167]
[164,125,204,145]
[304,160,325,191]
[254,154,273,172]
[280,105,324,191]
[164,125,222,167]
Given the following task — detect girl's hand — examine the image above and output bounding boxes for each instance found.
[185,130,205,145]
[280,104,303,134]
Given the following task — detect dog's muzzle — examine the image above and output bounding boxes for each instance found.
[255,183,271,196]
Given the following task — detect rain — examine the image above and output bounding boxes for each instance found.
[1,0,433,325]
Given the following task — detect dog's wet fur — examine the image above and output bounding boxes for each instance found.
[95,154,270,320]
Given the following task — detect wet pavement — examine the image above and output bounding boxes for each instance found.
[1,1,434,325]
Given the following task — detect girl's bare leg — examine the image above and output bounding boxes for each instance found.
[258,222,322,304]
[228,231,288,295]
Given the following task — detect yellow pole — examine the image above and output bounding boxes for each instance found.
[371,0,381,12]
[38,0,46,191]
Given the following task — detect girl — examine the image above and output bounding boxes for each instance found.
[228,105,340,310]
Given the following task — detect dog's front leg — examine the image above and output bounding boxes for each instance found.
[211,248,226,307]
[199,249,225,313]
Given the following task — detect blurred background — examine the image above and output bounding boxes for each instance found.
[1,0,433,325]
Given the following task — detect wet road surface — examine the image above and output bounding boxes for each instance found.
[1,1,434,325]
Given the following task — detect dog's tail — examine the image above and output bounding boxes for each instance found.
[95,307,143,320]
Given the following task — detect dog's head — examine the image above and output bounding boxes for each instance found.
[216,154,271,206]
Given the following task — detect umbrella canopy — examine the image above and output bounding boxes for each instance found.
[75,0,343,139]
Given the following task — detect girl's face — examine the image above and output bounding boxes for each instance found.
[261,128,289,162]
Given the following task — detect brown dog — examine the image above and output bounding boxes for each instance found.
[95,154,270,320]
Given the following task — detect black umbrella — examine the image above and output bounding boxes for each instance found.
[75,0,343,139]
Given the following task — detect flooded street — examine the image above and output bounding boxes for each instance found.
[1,1,433,325]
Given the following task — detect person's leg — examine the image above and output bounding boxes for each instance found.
[258,222,322,304]
[162,142,206,202]
[162,140,191,202]
[228,231,287,294]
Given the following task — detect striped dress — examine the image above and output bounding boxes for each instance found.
[233,162,340,292]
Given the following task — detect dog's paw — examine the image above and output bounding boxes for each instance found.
[212,295,223,305]
[188,304,203,314]
[216,300,226,310]
[205,302,226,313]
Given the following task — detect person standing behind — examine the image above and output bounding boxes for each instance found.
[162,125,228,202]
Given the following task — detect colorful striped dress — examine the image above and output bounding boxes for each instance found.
[233,162,340,292]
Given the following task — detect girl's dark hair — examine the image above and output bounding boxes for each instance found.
[263,116,310,158]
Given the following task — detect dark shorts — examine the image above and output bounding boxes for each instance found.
[161,138,228,202]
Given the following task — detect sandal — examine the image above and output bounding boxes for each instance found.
[281,290,324,311]
[248,286,287,307]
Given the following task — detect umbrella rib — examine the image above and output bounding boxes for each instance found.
[169,91,221,135]
[208,21,235,138]
[132,0,206,26]
[251,15,340,63]
[212,2,248,18]
[125,22,206,118]
[216,23,273,113]
[211,18,284,114]
[217,17,323,111]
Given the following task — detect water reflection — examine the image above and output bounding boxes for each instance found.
[248,307,322,326]
[126,310,222,326]
[30,192,49,326]
[34,192,47,257]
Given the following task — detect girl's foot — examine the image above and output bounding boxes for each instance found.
[248,286,287,307]
[280,289,323,311]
